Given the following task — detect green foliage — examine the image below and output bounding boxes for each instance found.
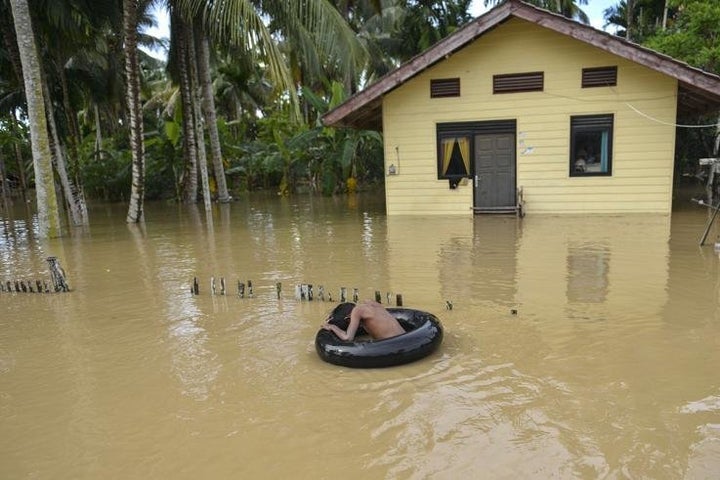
[293,82,383,195]
[640,0,720,175]
[0,119,30,183]
[672,120,718,181]
[645,0,720,74]
[164,120,182,147]
[143,132,184,201]
[602,0,667,41]
[2,0,463,207]
[225,111,306,192]
[79,115,184,202]
[77,136,131,201]
[388,0,475,62]
[221,81,383,196]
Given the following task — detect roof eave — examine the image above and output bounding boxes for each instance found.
[512,6,720,98]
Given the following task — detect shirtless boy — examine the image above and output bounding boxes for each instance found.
[322,300,405,341]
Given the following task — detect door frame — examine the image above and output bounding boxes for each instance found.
[436,119,517,210]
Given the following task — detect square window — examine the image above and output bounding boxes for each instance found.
[438,135,471,178]
[570,114,613,176]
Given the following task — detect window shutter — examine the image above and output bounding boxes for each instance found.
[430,78,460,98]
[582,66,617,87]
[572,114,613,129]
[493,72,544,94]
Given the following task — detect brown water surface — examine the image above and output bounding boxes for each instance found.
[1,194,719,479]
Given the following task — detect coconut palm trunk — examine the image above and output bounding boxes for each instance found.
[9,0,61,238]
[0,152,9,207]
[10,113,29,202]
[173,13,199,203]
[187,20,212,214]
[195,23,230,203]
[94,104,103,159]
[42,77,88,226]
[123,0,145,223]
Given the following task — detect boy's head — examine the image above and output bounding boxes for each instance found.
[326,302,355,330]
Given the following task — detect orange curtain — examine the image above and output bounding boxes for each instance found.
[442,138,455,175]
[457,137,470,175]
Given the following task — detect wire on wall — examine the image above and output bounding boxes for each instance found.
[624,103,720,129]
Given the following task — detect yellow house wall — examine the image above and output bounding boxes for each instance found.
[382,18,678,215]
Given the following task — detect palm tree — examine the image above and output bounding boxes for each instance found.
[603,0,669,41]
[195,23,231,203]
[175,0,365,121]
[186,21,212,214]
[5,0,98,228]
[28,0,123,226]
[124,0,145,223]
[212,51,271,123]
[152,0,364,206]
[42,74,89,226]
[168,6,231,205]
[0,1,29,201]
[153,0,366,204]
[170,10,199,203]
[395,0,474,60]
[327,1,476,88]
[8,0,61,237]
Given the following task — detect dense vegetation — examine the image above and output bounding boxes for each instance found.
[1,0,719,236]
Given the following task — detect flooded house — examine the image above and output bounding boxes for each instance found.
[323,0,720,216]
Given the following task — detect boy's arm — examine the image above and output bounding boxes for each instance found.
[322,323,350,341]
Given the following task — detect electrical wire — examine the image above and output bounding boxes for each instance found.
[624,102,720,129]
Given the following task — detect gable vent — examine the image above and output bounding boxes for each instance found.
[431,78,461,98]
[493,72,544,94]
[582,66,617,87]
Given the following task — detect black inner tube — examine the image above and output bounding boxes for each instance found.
[315,307,443,368]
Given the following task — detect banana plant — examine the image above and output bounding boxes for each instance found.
[290,81,382,195]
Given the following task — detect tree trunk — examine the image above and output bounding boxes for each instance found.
[0,151,10,207]
[9,0,61,238]
[626,0,634,41]
[195,23,230,203]
[10,112,28,202]
[57,60,81,166]
[123,0,145,223]
[94,103,103,160]
[174,14,198,203]
[187,21,212,215]
[43,74,88,226]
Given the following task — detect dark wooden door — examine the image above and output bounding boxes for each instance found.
[474,133,515,210]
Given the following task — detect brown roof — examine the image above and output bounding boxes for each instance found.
[322,0,720,131]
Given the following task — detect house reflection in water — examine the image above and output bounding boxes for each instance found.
[516,215,670,321]
[384,214,670,320]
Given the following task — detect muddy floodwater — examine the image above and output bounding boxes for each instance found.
[1,192,719,479]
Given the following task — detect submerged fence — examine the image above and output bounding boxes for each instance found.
[190,276,405,306]
[2,261,446,308]
[1,257,70,294]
